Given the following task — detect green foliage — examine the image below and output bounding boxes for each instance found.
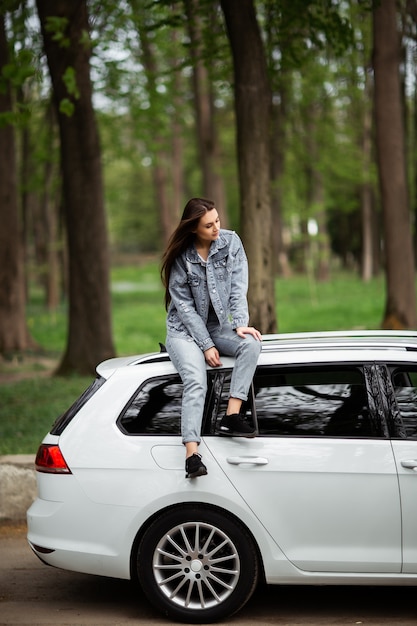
[275,1,376,258]
[79,29,91,50]
[262,0,355,77]
[62,66,80,99]
[44,16,70,48]
[3,0,377,271]
[59,97,75,116]
[58,65,81,116]
[0,39,37,127]
[99,110,162,252]
[1,48,35,88]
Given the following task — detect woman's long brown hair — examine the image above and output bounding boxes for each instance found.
[161,198,215,310]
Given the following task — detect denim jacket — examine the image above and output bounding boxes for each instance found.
[166,230,249,351]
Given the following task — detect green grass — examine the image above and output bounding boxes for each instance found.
[0,263,388,456]
[275,273,385,332]
[0,376,92,455]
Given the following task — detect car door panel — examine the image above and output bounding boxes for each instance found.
[205,436,401,573]
[391,440,417,573]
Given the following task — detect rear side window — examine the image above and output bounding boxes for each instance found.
[390,366,417,439]
[253,366,381,437]
[51,376,106,435]
[118,375,182,435]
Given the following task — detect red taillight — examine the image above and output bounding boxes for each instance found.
[35,444,72,474]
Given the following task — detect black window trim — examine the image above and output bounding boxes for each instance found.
[50,375,106,436]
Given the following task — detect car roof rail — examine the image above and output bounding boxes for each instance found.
[260,330,417,351]
[262,330,417,341]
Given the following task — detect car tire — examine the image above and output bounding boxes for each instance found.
[137,504,259,623]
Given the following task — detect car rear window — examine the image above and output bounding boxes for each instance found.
[50,376,106,435]
[118,374,183,435]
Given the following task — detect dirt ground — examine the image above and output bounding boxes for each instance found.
[0,354,57,384]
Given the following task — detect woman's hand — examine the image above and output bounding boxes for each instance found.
[204,346,222,367]
[236,326,262,341]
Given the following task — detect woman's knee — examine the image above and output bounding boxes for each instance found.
[239,336,262,361]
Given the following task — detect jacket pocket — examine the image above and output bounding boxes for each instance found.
[213,258,229,280]
[187,273,200,287]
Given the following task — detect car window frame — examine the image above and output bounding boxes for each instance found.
[117,372,216,437]
[205,362,389,439]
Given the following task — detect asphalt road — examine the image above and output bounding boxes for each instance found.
[1,523,416,626]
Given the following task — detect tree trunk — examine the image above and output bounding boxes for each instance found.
[185,0,227,221]
[407,0,417,267]
[36,0,115,374]
[220,0,277,333]
[304,101,330,282]
[270,81,291,277]
[132,0,178,246]
[373,0,417,328]
[360,62,374,282]
[414,81,417,267]
[170,27,185,227]
[153,149,173,248]
[40,103,61,311]
[26,100,61,310]
[315,196,331,283]
[0,14,34,353]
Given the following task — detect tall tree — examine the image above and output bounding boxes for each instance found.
[342,1,377,280]
[0,11,34,353]
[373,0,417,328]
[36,0,115,374]
[220,0,277,333]
[33,100,62,311]
[360,63,376,282]
[167,25,186,229]
[185,0,227,216]
[130,0,183,246]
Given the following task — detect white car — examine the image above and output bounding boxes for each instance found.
[27,331,417,623]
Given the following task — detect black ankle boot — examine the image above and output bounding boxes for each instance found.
[218,413,256,437]
[185,453,208,479]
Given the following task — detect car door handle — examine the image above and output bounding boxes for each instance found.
[226,456,269,466]
[401,460,417,471]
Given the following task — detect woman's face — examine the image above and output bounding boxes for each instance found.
[194,208,220,246]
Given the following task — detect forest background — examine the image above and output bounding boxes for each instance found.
[1,0,417,380]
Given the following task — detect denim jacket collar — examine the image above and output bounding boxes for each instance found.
[185,232,228,264]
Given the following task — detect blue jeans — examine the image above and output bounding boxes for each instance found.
[166,325,261,444]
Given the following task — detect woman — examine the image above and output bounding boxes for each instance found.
[161,198,262,479]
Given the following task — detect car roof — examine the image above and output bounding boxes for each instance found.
[96,330,417,379]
